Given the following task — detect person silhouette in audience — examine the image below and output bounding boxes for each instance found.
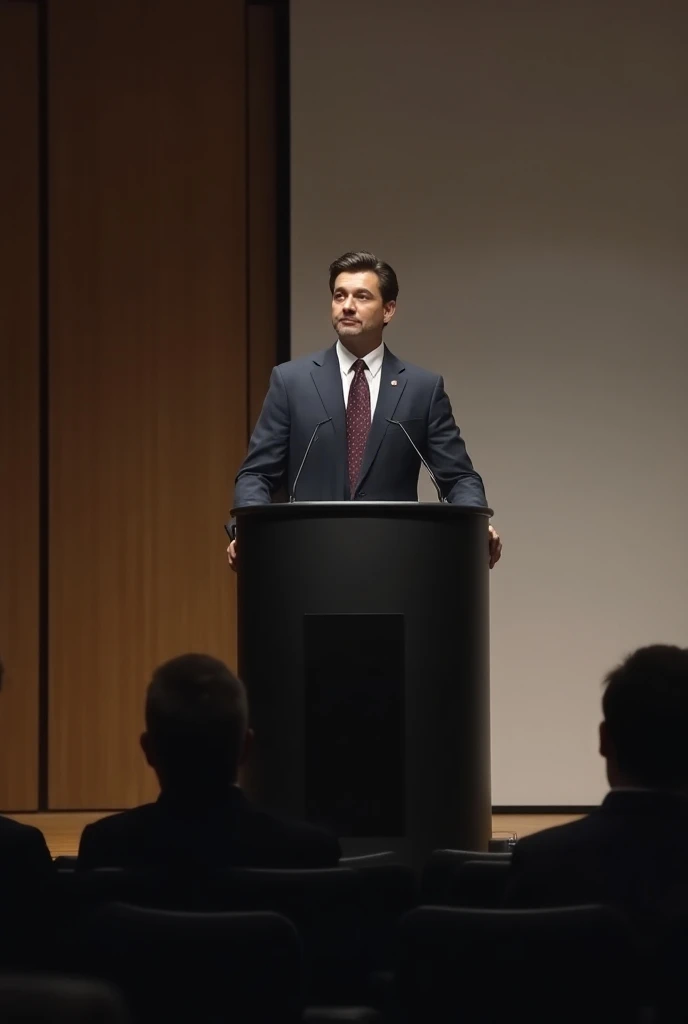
[0,657,56,964]
[78,653,341,870]
[505,644,688,925]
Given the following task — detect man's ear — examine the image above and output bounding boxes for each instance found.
[383,299,396,324]
[239,727,255,766]
[140,731,155,767]
[599,720,610,759]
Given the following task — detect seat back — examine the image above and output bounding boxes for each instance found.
[0,974,129,1022]
[651,913,688,1023]
[68,866,367,1004]
[420,849,511,904]
[447,859,511,908]
[340,851,399,866]
[396,904,642,1024]
[66,905,302,1024]
[54,855,79,871]
[347,862,419,971]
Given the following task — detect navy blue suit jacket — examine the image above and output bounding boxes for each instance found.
[504,791,688,927]
[234,343,487,506]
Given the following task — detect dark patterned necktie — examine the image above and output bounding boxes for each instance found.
[346,358,371,494]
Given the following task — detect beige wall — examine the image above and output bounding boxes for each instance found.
[290,0,688,804]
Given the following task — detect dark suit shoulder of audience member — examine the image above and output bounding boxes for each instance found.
[505,791,688,911]
[504,645,688,924]
[0,659,56,882]
[76,653,340,872]
[77,789,340,871]
[0,814,56,967]
[0,814,54,877]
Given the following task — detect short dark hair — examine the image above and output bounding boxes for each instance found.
[328,251,399,304]
[145,653,248,784]
[602,644,688,787]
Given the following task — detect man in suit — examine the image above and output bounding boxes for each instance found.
[78,653,341,870]
[0,657,56,964]
[504,644,688,926]
[227,250,501,570]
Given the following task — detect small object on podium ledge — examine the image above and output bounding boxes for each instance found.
[489,831,518,852]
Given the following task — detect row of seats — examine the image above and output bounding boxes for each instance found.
[5,850,688,1022]
[52,847,505,904]
[8,902,688,1023]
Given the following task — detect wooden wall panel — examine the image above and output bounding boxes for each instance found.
[48,0,246,808]
[248,4,278,428]
[0,1,40,811]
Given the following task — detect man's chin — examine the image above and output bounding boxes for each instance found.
[335,323,362,337]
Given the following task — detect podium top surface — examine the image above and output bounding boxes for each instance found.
[232,501,493,521]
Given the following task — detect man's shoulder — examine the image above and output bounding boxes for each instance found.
[0,815,53,877]
[399,362,441,388]
[383,349,442,391]
[241,803,341,864]
[514,812,602,858]
[0,813,46,846]
[245,801,333,841]
[83,804,157,838]
[274,349,329,378]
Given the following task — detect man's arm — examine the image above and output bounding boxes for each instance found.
[503,839,581,909]
[426,376,488,507]
[22,827,55,880]
[233,366,291,508]
[503,840,546,907]
[77,822,102,870]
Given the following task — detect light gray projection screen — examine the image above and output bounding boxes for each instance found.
[290,0,688,804]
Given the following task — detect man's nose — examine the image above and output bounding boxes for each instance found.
[342,297,356,312]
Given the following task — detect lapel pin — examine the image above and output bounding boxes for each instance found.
[391,379,398,386]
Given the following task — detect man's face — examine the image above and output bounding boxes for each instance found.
[331,271,395,339]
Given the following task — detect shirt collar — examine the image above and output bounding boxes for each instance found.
[336,339,385,379]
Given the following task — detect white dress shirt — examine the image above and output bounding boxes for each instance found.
[336,339,385,420]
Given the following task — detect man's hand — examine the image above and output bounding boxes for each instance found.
[227,540,238,572]
[489,525,502,569]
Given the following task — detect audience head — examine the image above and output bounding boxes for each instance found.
[600,644,688,790]
[141,654,250,795]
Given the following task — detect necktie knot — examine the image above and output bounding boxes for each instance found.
[353,358,368,375]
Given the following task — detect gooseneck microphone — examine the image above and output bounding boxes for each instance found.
[290,418,333,503]
[386,418,447,503]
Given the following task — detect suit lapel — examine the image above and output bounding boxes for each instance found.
[310,345,348,496]
[356,347,407,493]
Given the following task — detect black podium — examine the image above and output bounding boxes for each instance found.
[234,501,492,866]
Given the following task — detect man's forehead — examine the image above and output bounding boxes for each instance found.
[333,271,381,295]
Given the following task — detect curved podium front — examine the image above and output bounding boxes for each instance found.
[234,501,492,866]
